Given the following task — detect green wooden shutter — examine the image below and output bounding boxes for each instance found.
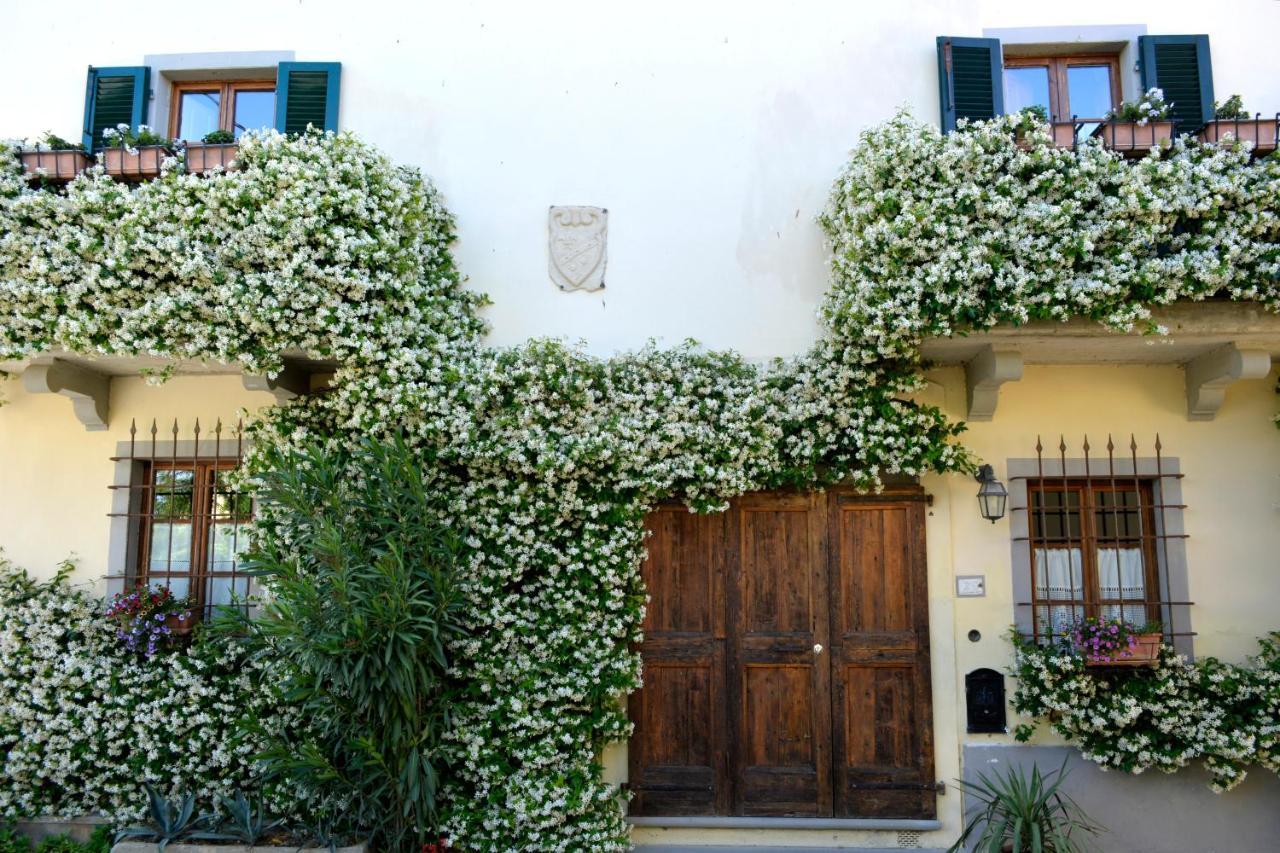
[936,36,1004,132]
[275,62,342,134]
[82,66,150,150]
[1139,35,1214,131]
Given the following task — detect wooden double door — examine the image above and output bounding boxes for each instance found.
[628,488,935,819]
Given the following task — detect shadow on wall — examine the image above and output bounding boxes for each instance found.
[961,745,1280,853]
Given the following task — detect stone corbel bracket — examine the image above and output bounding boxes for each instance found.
[1185,344,1272,421]
[964,346,1024,422]
[242,358,331,403]
[21,358,111,431]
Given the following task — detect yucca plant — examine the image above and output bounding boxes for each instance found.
[949,760,1102,853]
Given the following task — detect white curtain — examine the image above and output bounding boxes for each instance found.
[1098,547,1148,626]
[1034,548,1083,640]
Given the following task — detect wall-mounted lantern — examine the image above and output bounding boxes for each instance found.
[975,464,1007,523]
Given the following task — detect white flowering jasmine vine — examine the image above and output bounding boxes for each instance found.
[1,113,1278,849]
[1011,635,1280,792]
[0,559,299,823]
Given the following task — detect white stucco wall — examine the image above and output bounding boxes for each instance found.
[3,3,1280,847]
[3,0,1279,359]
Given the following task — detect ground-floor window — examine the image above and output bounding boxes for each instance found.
[109,419,253,618]
[628,487,935,819]
[136,460,252,613]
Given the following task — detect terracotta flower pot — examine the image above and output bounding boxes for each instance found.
[1199,119,1279,155]
[1094,121,1175,156]
[1085,632,1162,668]
[163,612,197,638]
[100,146,173,180]
[19,149,92,181]
[1015,123,1080,150]
[184,142,239,174]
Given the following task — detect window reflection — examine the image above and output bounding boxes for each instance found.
[178,91,220,141]
[233,90,275,138]
[1066,65,1113,139]
[1005,66,1050,116]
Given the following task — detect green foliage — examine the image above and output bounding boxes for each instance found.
[1103,87,1171,122]
[0,825,30,853]
[29,133,83,152]
[1214,94,1249,120]
[100,124,172,149]
[200,129,236,144]
[114,787,213,853]
[1010,632,1280,791]
[949,760,1102,853]
[210,791,284,846]
[1015,104,1049,125]
[0,556,296,823]
[221,434,466,851]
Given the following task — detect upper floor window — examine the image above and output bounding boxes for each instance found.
[1004,53,1121,140]
[170,80,276,142]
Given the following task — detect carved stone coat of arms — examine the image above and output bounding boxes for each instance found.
[549,205,607,292]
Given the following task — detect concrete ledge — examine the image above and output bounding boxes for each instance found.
[628,816,942,831]
[634,847,947,853]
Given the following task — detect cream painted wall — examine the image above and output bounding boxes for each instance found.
[0,374,275,591]
[1,1,1278,359]
[631,362,1280,848]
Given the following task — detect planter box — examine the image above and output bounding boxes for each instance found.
[100,146,174,180]
[184,143,239,174]
[112,843,367,853]
[1085,632,1162,668]
[1094,121,1175,156]
[1016,122,1080,150]
[15,815,107,843]
[19,149,92,181]
[1199,118,1279,155]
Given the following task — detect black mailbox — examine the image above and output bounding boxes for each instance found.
[966,668,1006,734]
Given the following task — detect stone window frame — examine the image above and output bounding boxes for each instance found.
[1007,455,1193,656]
[106,436,254,613]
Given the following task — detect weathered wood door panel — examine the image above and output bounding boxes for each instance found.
[630,488,934,819]
[628,505,731,815]
[729,493,831,816]
[829,496,935,819]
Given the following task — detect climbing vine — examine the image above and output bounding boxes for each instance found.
[1010,633,1280,792]
[2,111,1279,849]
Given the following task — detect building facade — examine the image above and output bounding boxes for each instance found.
[3,1,1280,850]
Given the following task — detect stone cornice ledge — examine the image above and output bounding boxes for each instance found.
[626,816,942,830]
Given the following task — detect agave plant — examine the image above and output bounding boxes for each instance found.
[114,786,216,853]
[949,759,1102,853]
[215,790,285,846]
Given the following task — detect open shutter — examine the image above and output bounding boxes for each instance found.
[1139,35,1214,131]
[936,36,1003,132]
[275,62,342,134]
[82,66,149,150]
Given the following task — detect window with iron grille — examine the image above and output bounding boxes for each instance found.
[109,419,252,619]
[1027,478,1161,640]
[1009,436,1194,653]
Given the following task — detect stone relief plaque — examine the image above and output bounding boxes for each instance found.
[549,205,607,292]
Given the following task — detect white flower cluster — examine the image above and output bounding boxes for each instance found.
[3,114,1278,849]
[0,129,483,375]
[1011,635,1280,792]
[0,558,300,823]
